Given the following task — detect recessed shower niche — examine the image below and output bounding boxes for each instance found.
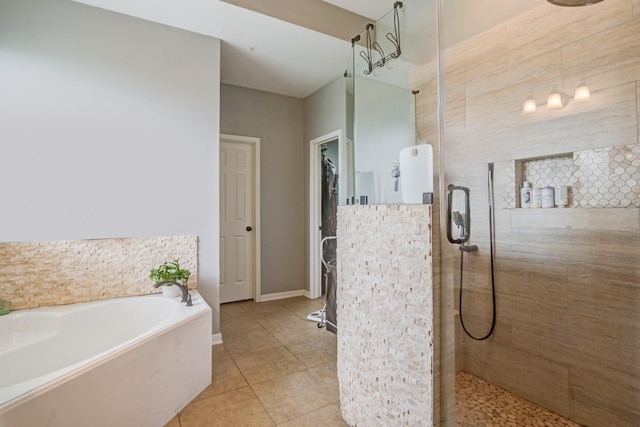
[503,143,640,209]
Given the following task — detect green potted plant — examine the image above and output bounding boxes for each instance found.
[150,259,191,298]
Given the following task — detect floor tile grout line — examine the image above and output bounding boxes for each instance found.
[191,298,333,427]
[228,300,336,426]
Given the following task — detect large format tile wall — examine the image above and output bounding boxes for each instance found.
[0,235,198,310]
[337,205,433,426]
[411,1,640,426]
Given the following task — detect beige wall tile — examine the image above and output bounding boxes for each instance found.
[563,18,640,92]
[510,83,638,159]
[569,364,640,426]
[0,236,197,310]
[410,59,439,146]
[445,83,466,128]
[498,258,568,307]
[466,49,563,125]
[463,340,570,417]
[428,3,640,426]
[634,0,640,18]
[445,23,509,86]
[507,0,632,65]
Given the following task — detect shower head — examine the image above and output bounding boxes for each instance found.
[547,0,603,6]
[452,211,467,240]
[453,211,464,228]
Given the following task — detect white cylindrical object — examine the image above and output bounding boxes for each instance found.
[542,185,555,208]
[520,181,531,208]
[531,187,542,208]
[555,185,568,207]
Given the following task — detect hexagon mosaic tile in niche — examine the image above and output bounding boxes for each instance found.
[573,144,640,208]
[504,143,640,209]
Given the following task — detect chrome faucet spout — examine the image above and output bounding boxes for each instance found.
[153,280,193,306]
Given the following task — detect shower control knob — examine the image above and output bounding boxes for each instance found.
[246,226,252,231]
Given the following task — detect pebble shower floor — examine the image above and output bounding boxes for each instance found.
[456,372,582,426]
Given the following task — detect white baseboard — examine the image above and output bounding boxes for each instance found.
[211,333,223,346]
[259,289,306,302]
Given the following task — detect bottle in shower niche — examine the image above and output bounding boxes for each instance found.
[555,185,568,208]
[542,185,555,208]
[531,186,542,208]
[520,181,531,208]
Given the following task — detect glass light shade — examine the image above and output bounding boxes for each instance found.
[574,84,591,100]
[522,97,537,113]
[547,92,563,109]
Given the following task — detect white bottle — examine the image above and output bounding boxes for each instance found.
[542,185,555,208]
[555,185,568,208]
[520,181,531,208]
[531,187,542,208]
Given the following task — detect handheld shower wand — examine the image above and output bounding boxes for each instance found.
[452,211,465,237]
[455,162,497,341]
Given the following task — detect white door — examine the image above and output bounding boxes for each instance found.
[220,141,254,303]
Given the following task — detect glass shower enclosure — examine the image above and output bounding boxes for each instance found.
[346,0,439,206]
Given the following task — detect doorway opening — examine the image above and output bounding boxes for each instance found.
[309,130,347,299]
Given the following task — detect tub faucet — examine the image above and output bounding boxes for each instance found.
[153,280,193,307]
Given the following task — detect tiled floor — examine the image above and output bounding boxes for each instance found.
[165,296,346,427]
[165,296,581,427]
[456,371,582,427]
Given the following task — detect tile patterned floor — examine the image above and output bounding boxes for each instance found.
[456,371,583,427]
[165,296,346,427]
[165,296,582,427]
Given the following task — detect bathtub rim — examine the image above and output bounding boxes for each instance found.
[0,290,210,414]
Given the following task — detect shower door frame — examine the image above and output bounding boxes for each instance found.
[308,129,345,299]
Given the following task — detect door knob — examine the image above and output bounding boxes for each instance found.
[246,226,252,231]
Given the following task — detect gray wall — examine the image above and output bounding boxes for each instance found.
[303,76,348,292]
[0,0,221,331]
[220,83,305,296]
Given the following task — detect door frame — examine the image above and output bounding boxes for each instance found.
[309,129,344,299]
[220,134,262,302]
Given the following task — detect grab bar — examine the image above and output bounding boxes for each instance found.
[320,236,337,269]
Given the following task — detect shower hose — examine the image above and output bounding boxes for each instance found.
[458,168,497,341]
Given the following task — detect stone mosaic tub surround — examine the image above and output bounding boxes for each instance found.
[337,205,433,426]
[0,235,198,310]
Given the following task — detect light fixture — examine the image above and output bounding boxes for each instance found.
[546,86,564,109]
[522,96,537,113]
[574,80,591,100]
[523,80,590,114]
[547,0,604,6]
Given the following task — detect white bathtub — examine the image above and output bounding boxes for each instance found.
[0,291,212,427]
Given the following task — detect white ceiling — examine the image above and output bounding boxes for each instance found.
[70,0,539,99]
[322,0,394,20]
[72,0,365,98]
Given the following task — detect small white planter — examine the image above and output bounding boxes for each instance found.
[161,285,182,298]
